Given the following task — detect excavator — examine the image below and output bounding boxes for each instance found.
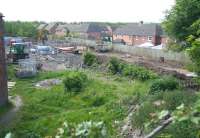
[7,42,29,63]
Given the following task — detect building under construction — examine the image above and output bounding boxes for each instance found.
[0,13,8,106]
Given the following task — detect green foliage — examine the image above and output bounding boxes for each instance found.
[166,40,185,52]
[133,101,157,129]
[163,0,200,41]
[108,57,156,81]
[63,71,88,92]
[188,40,200,74]
[108,57,124,74]
[55,121,108,138]
[122,64,156,81]
[149,76,179,95]
[4,21,38,38]
[133,90,198,135]
[83,52,98,66]
[90,96,106,107]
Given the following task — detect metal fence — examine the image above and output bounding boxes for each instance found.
[48,37,191,64]
[112,44,191,64]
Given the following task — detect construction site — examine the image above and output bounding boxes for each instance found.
[0,9,200,138]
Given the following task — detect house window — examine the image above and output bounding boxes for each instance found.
[148,36,152,41]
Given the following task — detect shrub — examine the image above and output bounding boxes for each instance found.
[63,71,87,92]
[122,64,156,81]
[55,121,108,138]
[108,57,124,74]
[188,40,200,75]
[108,57,156,80]
[91,96,106,107]
[132,101,157,129]
[149,76,179,95]
[83,52,97,66]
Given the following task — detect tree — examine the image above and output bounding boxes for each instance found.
[4,21,38,38]
[162,0,200,42]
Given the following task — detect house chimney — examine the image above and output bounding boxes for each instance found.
[0,12,8,106]
[139,21,144,26]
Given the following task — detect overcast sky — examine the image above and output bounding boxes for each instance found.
[2,0,174,23]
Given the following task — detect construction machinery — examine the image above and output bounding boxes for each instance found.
[7,42,29,63]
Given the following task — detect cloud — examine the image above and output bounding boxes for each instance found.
[1,0,174,22]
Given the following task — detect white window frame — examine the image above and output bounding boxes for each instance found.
[148,36,153,41]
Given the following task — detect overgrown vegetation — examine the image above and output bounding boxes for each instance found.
[132,90,198,137]
[63,71,88,92]
[149,76,179,95]
[1,57,199,138]
[0,66,146,137]
[55,121,108,138]
[83,52,98,66]
[5,21,39,38]
[163,0,200,42]
[108,57,156,81]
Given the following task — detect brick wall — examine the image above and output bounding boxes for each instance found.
[113,34,160,46]
[87,32,101,40]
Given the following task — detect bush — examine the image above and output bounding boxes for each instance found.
[91,96,106,107]
[188,40,200,75]
[108,57,124,74]
[149,76,179,95]
[83,52,97,66]
[122,64,156,81]
[108,57,156,81]
[63,71,88,92]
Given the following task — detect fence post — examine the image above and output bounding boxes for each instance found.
[0,13,8,106]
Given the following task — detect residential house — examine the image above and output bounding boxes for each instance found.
[113,22,165,46]
[64,23,89,39]
[55,25,69,37]
[54,23,112,40]
[86,23,112,40]
[44,23,59,34]
[37,24,47,31]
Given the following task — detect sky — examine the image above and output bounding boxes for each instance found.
[1,0,175,23]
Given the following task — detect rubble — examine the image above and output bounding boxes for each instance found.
[35,79,62,89]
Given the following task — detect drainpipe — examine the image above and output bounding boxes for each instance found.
[0,13,8,106]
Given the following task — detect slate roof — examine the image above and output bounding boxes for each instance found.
[87,23,110,33]
[56,25,69,31]
[58,23,111,33]
[65,23,90,33]
[44,23,58,31]
[37,24,47,30]
[113,23,163,36]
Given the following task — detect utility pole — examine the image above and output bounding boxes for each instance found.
[0,12,8,106]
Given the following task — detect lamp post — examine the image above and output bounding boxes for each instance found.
[0,12,8,106]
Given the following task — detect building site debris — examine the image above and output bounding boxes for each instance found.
[16,59,37,78]
[35,79,62,89]
[8,82,16,91]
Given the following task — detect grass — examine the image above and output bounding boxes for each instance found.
[0,102,13,116]
[132,90,199,137]
[0,67,151,137]
[1,64,199,138]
